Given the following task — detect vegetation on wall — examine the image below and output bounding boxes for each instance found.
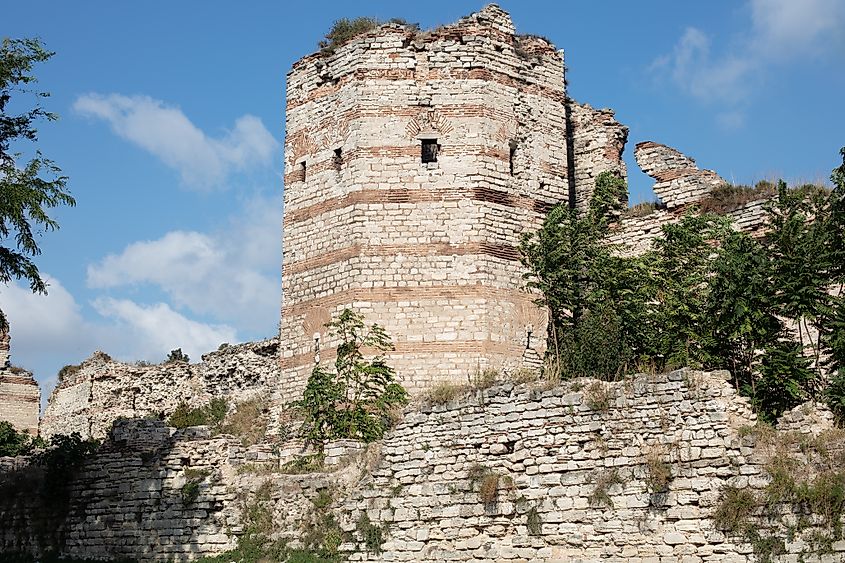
[319,17,418,55]
[0,420,44,456]
[521,149,845,424]
[293,309,408,444]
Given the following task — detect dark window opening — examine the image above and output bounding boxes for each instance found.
[421,139,439,163]
[299,161,307,181]
[333,148,342,171]
[509,141,517,176]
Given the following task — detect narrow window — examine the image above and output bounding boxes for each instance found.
[421,139,439,163]
[333,148,342,171]
[300,161,307,181]
[509,141,517,176]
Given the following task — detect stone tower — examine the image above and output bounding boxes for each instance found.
[0,326,40,434]
[279,5,627,398]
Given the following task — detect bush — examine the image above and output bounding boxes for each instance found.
[167,398,228,429]
[293,309,407,444]
[56,363,81,383]
[424,382,466,406]
[713,486,758,534]
[699,181,777,214]
[166,348,189,363]
[0,421,44,456]
[319,17,380,55]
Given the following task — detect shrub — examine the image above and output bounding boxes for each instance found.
[470,367,499,390]
[357,512,387,554]
[319,17,380,55]
[167,398,228,429]
[56,363,81,383]
[698,181,777,214]
[293,309,408,444]
[713,486,758,534]
[479,473,500,505]
[166,348,189,363]
[0,421,44,456]
[181,481,200,504]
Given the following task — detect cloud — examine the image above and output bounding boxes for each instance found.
[86,194,281,332]
[73,94,278,189]
[92,298,236,362]
[652,0,845,108]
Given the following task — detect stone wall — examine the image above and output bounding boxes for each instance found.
[279,4,633,402]
[0,328,40,435]
[41,338,280,440]
[569,102,629,210]
[4,371,844,562]
[607,142,771,255]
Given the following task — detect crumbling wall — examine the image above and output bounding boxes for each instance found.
[6,371,843,562]
[41,338,280,440]
[608,142,771,254]
[338,371,844,562]
[569,102,628,210]
[0,329,40,435]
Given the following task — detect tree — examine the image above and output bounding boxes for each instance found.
[294,309,408,444]
[166,348,190,363]
[1,38,74,331]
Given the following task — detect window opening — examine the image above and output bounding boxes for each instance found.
[300,161,307,181]
[333,148,342,172]
[509,141,517,176]
[421,139,439,163]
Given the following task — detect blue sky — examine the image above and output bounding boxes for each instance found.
[2,1,844,403]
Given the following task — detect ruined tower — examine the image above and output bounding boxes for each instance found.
[0,326,40,435]
[279,5,627,397]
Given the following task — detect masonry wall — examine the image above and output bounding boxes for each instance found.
[5,371,844,562]
[0,330,40,435]
[279,5,631,400]
[41,338,280,440]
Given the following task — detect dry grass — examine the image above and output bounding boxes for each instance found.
[623,199,665,218]
[479,473,500,505]
[424,382,467,406]
[219,398,268,446]
[698,182,776,214]
[644,447,672,493]
[589,469,624,508]
[584,381,612,411]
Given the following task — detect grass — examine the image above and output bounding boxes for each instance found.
[584,381,612,411]
[281,454,325,474]
[589,469,624,508]
[713,486,758,534]
[357,513,387,554]
[167,398,228,429]
[623,199,665,218]
[219,398,268,446]
[644,448,672,493]
[698,181,776,214]
[424,382,467,406]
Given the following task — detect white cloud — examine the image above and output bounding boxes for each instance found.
[73,93,278,189]
[86,194,281,332]
[652,0,845,108]
[92,298,236,362]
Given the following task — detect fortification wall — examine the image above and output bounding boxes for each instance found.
[4,371,843,562]
[569,103,629,209]
[279,5,631,401]
[0,330,40,435]
[608,142,770,254]
[41,338,280,440]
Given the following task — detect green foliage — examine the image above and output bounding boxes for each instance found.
[357,513,388,554]
[319,17,393,55]
[0,420,44,456]
[281,453,325,474]
[33,432,99,494]
[293,309,408,444]
[167,398,228,429]
[165,348,189,363]
[825,371,845,426]
[755,342,816,423]
[713,486,758,535]
[521,146,845,423]
[1,38,75,331]
[181,481,200,504]
[589,468,624,508]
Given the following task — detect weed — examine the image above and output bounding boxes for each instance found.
[219,398,268,446]
[470,367,499,390]
[698,181,776,214]
[623,199,666,218]
[168,398,228,430]
[510,367,539,384]
[282,454,325,474]
[584,381,612,411]
[479,473,500,505]
[644,448,672,493]
[313,489,332,510]
[424,382,467,406]
[713,486,758,535]
[181,481,201,504]
[357,512,388,554]
[589,469,624,508]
